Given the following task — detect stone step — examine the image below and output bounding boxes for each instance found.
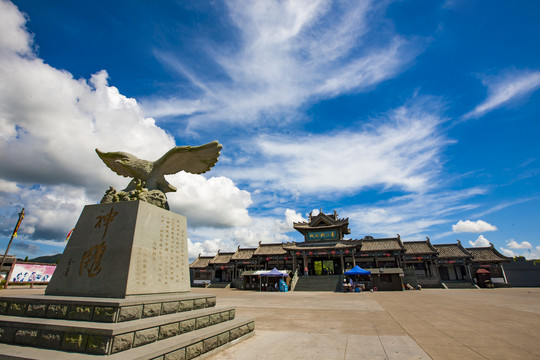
[0,305,236,356]
[206,283,230,289]
[0,293,216,323]
[0,317,255,360]
[442,281,477,289]
[294,275,342,292]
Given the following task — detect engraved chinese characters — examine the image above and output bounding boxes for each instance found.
[156,214,187,285]
[79,241,107,277]
[77,207,118,279]
[94,207,118,239]
[132,213,188,288]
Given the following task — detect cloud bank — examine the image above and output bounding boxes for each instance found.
[0,1,254,254]
[223,101,450,196]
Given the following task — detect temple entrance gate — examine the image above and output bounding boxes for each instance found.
[311,257,341,275]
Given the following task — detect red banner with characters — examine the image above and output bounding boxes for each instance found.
[8,263,56,283]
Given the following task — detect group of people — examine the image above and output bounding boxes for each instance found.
[343,276,367,292]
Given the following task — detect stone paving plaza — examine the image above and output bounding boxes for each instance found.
[199,287,540,360]
[1,287,539,359]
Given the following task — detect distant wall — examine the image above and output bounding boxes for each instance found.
[504,261,540,287]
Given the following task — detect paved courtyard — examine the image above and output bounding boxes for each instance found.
[0,286,538,359]
[197,287,540,360]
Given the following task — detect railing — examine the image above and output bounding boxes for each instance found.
[290,269,299,291]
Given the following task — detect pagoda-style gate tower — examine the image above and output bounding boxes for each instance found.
[287,210,355,275]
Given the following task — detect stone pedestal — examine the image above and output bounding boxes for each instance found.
[47,201,190,298]
[0,201,254,359]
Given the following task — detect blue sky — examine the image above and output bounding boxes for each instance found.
[1,0,539,261]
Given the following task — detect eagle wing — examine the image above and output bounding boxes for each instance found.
[153,141,223,175]
[95,149,138,178]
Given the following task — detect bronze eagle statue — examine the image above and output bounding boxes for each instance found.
[96,141,222,209]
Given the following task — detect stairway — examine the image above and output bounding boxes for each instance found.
[207,282,231,289]
[294,275,343,292]
[442,280,478,289]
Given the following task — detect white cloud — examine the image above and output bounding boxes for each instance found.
[345,187,486,240]
[145,0,419,127]
[167,172,252,228]
[0,179,19,194]
[500,247,516,257]
[501,244,540,260]
[0,0,32,56]
[186,210,302,260]
[463,70,540,120]
[187,237,237,259]
[273,209,306,233]
[506,239,532,250]
[452,220,497,233]
[468,235,490,247]
[221,101,449,195]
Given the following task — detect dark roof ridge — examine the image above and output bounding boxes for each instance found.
[433,240,473,257]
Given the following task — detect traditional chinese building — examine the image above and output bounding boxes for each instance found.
[466,244,510,286]
[189,210,512,290]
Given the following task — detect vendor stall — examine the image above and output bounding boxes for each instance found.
[260,268,289,292]
[344,265,371,292]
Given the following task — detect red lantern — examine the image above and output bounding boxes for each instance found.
[331,251,336,255]
[308,252,313,255]
[385,253,391,257]
[266,257,270,261]
[295,252,301,255]
[345,250,349,254]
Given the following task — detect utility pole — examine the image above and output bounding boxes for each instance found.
[0,208,25,278]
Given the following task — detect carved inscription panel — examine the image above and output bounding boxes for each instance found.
[129,204,189,294]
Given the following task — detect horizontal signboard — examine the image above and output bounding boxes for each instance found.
[8,263,56,283]
[307,230,338,241]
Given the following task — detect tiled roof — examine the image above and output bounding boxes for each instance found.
[293,210,350,234]
[209,252,235,265]
[404,240,437,254]
[189,256,214,268]
[231,247,256,260]
[253,243,287,256]
[467,245,511,263]
[433,241,472,259]
[360,237,404,252]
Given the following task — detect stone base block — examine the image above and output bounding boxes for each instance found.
[0,317,254,360]
[0,293,216,323]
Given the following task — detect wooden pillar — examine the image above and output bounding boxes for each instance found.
[340,254,344,274]
[303,255,308,275]
[352,250,356,267]
[292,255,297,274]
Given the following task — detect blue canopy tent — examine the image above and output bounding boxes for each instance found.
[344,265,371,275]
[260,268,289,292]
[344,265,371,292]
